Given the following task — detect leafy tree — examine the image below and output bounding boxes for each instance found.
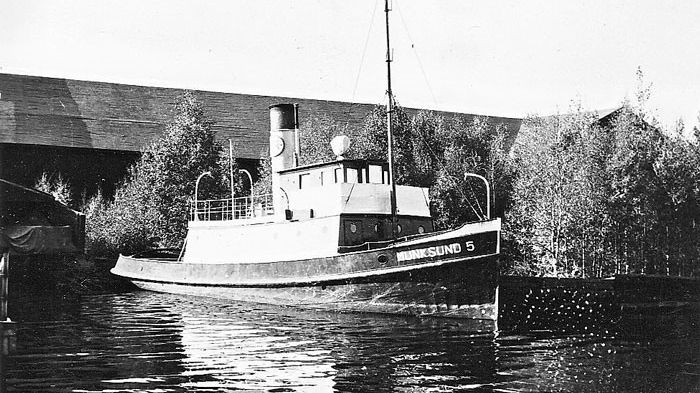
[606,106,700,277]
[357,104,416,185]
[251,156,272,196]
[410,111,448,187]
[504,107,610,277]
[429,116,514,230]
[652,133,700,276]
[85,91,235,255]
[34,172,73,207]
[504,95,700,278]
[298,114,354,165]
[294,104,416,185]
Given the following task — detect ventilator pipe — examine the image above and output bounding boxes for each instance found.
[464,173,490,220]
[194,171,213,221]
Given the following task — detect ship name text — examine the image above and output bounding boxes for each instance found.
[396,241,476,262]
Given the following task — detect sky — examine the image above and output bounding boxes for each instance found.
[2,0,700,131]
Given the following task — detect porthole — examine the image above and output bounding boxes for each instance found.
[350,223,357,233]
[374,222,381,233]
[397,224,402,234]
[418,225,425,234]
[378,254,388,264]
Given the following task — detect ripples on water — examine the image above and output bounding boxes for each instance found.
[5,291,700,392]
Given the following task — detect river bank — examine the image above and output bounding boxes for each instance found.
[9,255,133,298]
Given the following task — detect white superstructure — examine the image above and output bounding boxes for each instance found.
[185,104,435,264]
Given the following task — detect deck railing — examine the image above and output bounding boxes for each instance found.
[190,193,275,221]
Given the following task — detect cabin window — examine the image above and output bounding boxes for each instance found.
[320,171,325,186]
[298,173,309,189]
[344,220,363,246]
[346,168,358,183]
[368,165,383,184]
[418,225,425,234]
[335,168,343,183]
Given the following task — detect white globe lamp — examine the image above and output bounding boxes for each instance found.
[330,135,351,160]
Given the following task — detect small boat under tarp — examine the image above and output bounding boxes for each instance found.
[0,178,84,256]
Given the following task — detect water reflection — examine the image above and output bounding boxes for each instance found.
[9,293,189,391]
[175,301,336,391]
[8,292,500,392]
[170,295,499,392]
[4,291,699,392]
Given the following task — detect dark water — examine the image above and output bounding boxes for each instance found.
[3,291,699,392]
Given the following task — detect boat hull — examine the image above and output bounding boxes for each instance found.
[128,257,498,321]
[112,222,500,321]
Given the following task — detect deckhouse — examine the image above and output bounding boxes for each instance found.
[276,158,434,248]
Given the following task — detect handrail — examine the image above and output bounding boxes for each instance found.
[190,193,275,221]
[337,230,444,253]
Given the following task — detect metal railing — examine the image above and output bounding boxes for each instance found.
[190,193,275,221]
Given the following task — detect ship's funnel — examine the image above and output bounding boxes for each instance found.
[269,104,299,220]
[269,104,298,173]
[269,104,296,130]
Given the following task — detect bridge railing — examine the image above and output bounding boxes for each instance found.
[190,193,274,221]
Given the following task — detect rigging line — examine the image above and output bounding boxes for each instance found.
[394,0,438,107]
[344,0,380,130]
[350,0,380,102]
[450,172,483,220]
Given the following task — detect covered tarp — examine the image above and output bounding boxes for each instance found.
[0,225,78,254]
[0,179,85,255]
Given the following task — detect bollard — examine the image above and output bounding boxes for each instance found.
[0,323,14,356]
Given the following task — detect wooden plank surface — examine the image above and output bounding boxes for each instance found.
[0,73,522,159]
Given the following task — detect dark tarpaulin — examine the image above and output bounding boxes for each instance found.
[0,225,78,255]
[0,179,85,255]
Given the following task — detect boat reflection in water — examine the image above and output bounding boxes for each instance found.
[176,301,499,392]
[146,292,497,391]
[176,303,336,391]
[6,290,699,392]
[8,291,497,392]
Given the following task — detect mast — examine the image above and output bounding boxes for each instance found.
[385,0,398,238]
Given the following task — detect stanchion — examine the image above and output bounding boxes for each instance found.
[0,250,8,323]
[0,250,17,393]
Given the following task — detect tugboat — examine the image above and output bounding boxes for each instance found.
[112,1,501,322]
[112,102,501,320]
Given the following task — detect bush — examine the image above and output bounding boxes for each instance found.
[85,92,237,256]
[34,172,73,207]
